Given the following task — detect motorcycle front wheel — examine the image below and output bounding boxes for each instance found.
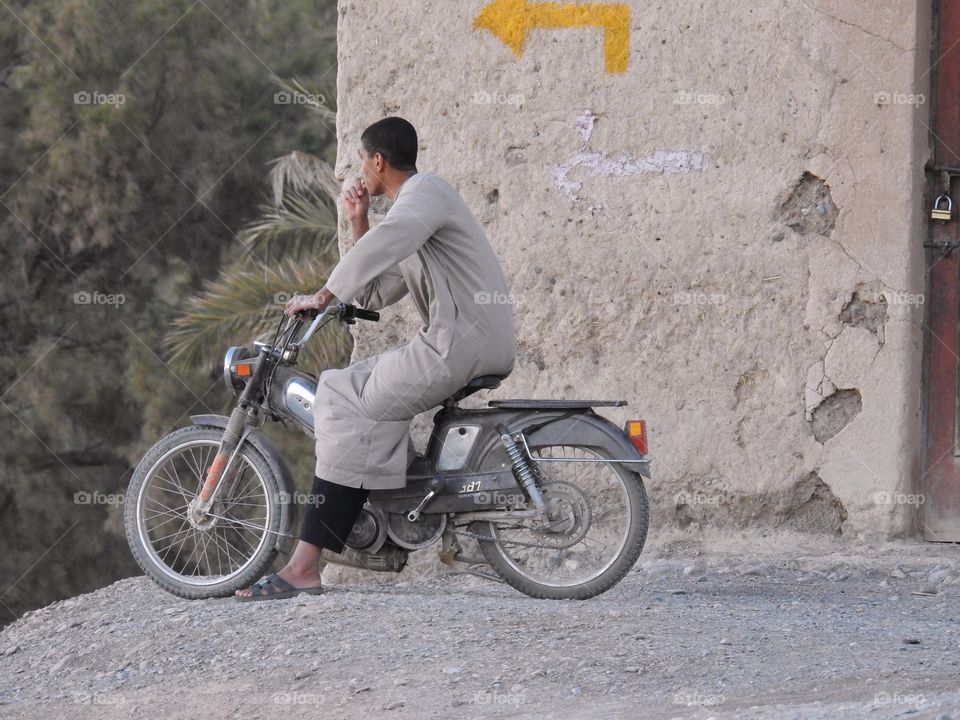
[475,444,648,600]
[123,426,282,599]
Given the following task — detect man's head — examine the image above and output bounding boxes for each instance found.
[358,116,418,196]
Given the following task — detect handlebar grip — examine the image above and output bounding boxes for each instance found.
[353,308,380,322]
[295,304,379,322]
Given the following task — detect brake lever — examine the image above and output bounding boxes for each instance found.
[289,304,340,349]
[294,308,321,319]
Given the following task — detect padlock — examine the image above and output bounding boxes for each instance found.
[932,193,953,221]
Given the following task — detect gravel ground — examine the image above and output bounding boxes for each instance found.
[1,536,959,720]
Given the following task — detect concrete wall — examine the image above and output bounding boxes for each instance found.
[333,0,932,540]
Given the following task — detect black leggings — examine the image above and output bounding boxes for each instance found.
[299,476,369,554]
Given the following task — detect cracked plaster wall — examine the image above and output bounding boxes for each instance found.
[333,0,931,539]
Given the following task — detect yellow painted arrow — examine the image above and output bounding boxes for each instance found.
[474,0,630,74]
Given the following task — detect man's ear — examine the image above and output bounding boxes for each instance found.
[374,152,385,173]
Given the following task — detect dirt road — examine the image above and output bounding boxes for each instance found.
[1,537,958,719]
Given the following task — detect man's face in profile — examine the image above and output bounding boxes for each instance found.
[358,145,384,196]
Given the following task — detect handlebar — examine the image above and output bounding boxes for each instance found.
[287,302,379,351]
[294,302,380,323]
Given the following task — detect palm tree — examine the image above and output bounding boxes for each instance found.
[165,78,350,376]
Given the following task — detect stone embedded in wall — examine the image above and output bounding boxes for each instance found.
[516,338,547,371]
[780,472,848,535]
[780,172,839,236]
[669,472,847,535]
[810,388,863,443]
[504,145,527,166]
[839,289,888,340]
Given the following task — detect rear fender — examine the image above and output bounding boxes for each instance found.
[189,414,299,556]
[472,409,651,480]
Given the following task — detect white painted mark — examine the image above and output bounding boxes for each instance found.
[575,110,598,143]
[554,110,707,202]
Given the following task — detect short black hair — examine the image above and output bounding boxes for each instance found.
[360,117,418,171]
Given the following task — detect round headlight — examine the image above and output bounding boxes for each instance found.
[223,346,246,393]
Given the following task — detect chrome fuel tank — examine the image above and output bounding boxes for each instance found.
[268,366,318,436]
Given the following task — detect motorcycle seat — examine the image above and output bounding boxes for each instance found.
[444,374,507,404]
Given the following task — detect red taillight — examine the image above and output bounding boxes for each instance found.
[625,419,648,455]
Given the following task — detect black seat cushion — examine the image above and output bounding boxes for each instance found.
[447,374,506,403]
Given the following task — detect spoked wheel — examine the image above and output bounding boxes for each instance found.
[124,426,282,598]
[476,444,648,600]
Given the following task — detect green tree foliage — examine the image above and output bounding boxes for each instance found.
[0,0,340,623]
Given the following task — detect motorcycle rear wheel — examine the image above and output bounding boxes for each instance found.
[475,444,648,600]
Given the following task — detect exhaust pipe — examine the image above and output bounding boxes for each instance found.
[320,546,407,573]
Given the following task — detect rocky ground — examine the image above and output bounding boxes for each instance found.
[1,535,959,720]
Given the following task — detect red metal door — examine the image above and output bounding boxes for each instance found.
[924,1,960,540]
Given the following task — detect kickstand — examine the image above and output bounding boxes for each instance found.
[462,564,504,583]
[439,529,503,583]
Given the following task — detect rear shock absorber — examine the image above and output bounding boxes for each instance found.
[497,424,548,518]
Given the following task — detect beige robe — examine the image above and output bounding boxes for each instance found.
[313,172,517,489]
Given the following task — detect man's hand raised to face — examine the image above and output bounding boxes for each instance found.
[343,179,370,225]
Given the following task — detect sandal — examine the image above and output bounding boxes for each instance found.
[235,573,325,602]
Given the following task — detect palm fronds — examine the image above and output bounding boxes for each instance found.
[167,77,349,376]
[239,190,338,260]
[166,258,351,375]
[237,150,342,260]
[267,150,340,206]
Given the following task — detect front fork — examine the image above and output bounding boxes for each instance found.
[194,406,259,511]
[194,347,270,515]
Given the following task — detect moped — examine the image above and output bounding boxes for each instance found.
[124,303,651,600]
